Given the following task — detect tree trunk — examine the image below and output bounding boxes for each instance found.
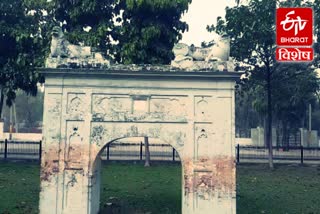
[286,126,290,150]
[300,113,305,146]
[276,120,280,149]
[266,66,274,169]
[282,120,289,151]
[144,136,151,167]
[263,117,267,147]
[0,89,4,119]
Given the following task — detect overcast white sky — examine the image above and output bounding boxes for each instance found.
[181,0,236,46]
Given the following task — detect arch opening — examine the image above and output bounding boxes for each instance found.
[89,136,183,214]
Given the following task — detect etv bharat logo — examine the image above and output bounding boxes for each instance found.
[276,7,313,62]
[281,10,308,36]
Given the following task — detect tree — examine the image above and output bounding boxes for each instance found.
[272,64,318,148]
[313,0,320,57]
[0,0,46,118]
[39,0,191,64]
[112,0,191,64]
[45,0,116,55]
[235,88,260,138]
[211,0,318,168]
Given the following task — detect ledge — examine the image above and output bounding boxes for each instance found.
[37,66,243,81]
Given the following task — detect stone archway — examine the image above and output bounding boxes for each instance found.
[39,67,240,214]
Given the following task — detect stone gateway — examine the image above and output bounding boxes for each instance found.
[39,66,240,214]
[40,28,240,213]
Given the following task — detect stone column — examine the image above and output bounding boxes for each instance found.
[182,88,236,214]
[39,90,63,214]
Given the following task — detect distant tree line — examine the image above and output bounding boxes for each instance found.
[2,90,44,133]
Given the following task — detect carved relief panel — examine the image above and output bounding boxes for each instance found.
[194,96,212,122]
[65,121,85,169]
[193,170,213,208]
[92,94,132,121]
[63,169,84,213]
[149,96,188,121]
[67,93,85,120]
[194,124,214,159]
[92,94,188,122]
[90,122,187,150]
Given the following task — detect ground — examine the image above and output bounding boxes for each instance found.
[0,162,319,214]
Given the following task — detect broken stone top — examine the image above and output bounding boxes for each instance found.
[45,26,111,69]
[45,26,235,72]
[171,35,235,71]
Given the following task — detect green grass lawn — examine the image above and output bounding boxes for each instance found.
[0,162,320,214]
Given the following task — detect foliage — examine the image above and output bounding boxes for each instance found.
[39,0,191,64]
[235,89,260,138]
[212,0,319,150]
[0,0,47,117]
[47,0,116,54]
[272,64,318,126]
[112,0,191,64]
[239,64,319,120]
[311,0,320,70]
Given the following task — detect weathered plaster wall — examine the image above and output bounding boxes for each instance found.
[39,70,238,214]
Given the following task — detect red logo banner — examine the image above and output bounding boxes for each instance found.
[276,8,313,46]
[276,47,314,62]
